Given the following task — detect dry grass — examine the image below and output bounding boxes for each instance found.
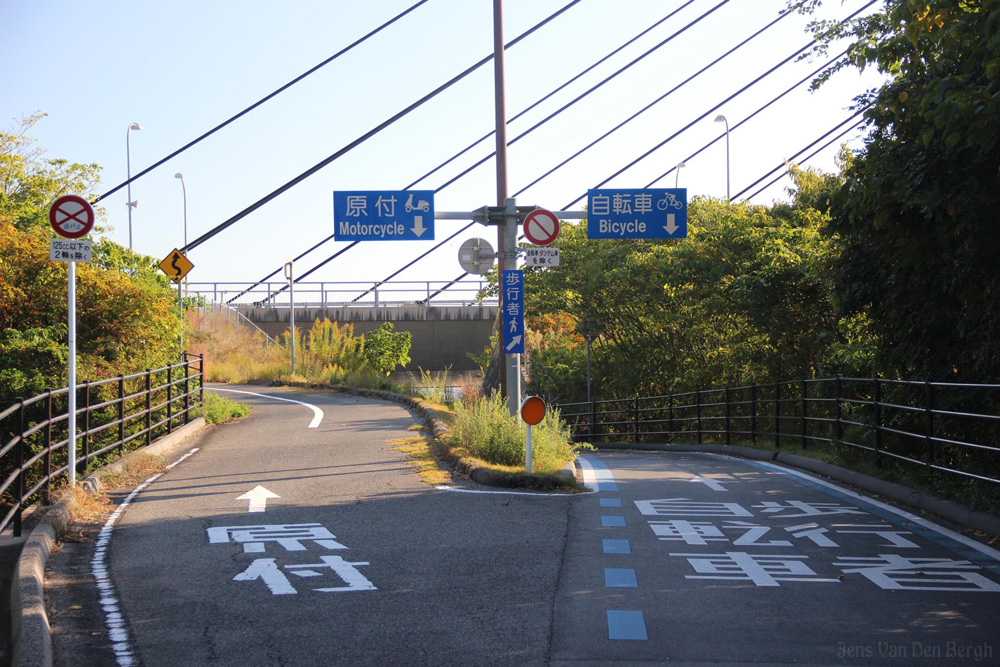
[54,453,169,529]
[388,435,452,486]
[187,309,287,383]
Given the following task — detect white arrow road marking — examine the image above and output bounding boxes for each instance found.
[690,475,728,491]
[210,388,323,428]
[237,485,280,513]
[505,335,522,351]
[665,213,679,235]
[412,215,426,237]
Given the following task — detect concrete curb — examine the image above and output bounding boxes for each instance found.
[14,418,206,667]
[596,441,1000,539]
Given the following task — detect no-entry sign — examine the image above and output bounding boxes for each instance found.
[49,194,95,239]
[523,208,560,246]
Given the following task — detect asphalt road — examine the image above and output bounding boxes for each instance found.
[551,451,1000,666]
[46,387,1000,666]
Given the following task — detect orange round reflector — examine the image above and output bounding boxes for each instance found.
[520,395,546,425]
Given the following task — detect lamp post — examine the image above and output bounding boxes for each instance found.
[576,318,605,438]
[174,173,187,248]
[174,173,187,351]
[675,161,686,189]
[714,114,730,201]
[284,260,295,375]
[126,122,141,249]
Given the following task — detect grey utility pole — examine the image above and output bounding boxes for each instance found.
[493,0,520,416]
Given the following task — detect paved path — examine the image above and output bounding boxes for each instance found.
[550,450,1000,666]
[45,388,1000,665]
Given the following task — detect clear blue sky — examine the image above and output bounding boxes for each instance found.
[1,0,881,288]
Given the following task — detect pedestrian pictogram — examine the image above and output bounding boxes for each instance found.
[158,249,194,284]
[49,194,96,239]
[522,208,560,246]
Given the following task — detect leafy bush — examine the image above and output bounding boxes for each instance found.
[194,391,250,424]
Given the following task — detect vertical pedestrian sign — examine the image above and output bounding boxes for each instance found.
[502,270,525,354]
[587,189,687,239]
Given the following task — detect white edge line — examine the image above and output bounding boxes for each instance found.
[700,452,1000,563]
[577,456,601,492]
[92,446,200,666]
[211,388,323,428]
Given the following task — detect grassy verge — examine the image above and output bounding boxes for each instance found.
[193,391,251,424]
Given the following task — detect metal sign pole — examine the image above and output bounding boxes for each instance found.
[68,260,77,487]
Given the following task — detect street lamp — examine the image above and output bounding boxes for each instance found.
[174,173,187,248]
[284,260,296,375]
[675,161,686,189]
[126,122,141,250]
[714,114,730,201]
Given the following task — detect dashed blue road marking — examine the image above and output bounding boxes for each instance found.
[601,515,626,527]
[605,568,638,588]
[603,539,631,555]
[600,497,623,508]
[607,610,648,640]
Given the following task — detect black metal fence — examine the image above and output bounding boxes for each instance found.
[0,353,204,536]
[559,376,1000,487]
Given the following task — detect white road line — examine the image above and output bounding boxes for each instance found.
[92,447,200,666]
[211,388,324,428]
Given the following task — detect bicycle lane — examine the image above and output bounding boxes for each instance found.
[550,450,1000,666]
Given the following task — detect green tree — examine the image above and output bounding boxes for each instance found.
[362,322,412,376]
[0,113,103,232]
[797,0,1000,380]
[0,116,184,407]
[524,171,863,402]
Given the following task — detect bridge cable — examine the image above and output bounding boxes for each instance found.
[642,48,849,188]
[223,0,584,302]
[381,28,862,303]
[402,0,700,190]
[368,3,872,302]
[92,0,430,205]
[736,113,865,201]
[560,0,878,209]
[418,52,849,305]
[344,0,737,304]
[240,0,713,303]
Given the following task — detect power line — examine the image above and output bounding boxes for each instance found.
[93,0,430,205]
[186,0,582,255]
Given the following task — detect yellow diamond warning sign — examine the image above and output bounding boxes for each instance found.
[159,249,194,284]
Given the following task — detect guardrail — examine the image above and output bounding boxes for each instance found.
[0,354,204,536]
[558,376,1000,487]
[184,280,496,308]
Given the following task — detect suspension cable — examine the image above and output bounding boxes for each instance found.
[93,0,430,205]
[736,113,865,201]
[433,0,731,195]
[187,0,582,256]
[402,0,700,190]
[231,0,583,301]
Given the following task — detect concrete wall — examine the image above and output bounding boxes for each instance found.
[242,305,497,372]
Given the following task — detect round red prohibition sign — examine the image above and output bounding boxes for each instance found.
[49,194,96,239]
[523,208,560,246]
